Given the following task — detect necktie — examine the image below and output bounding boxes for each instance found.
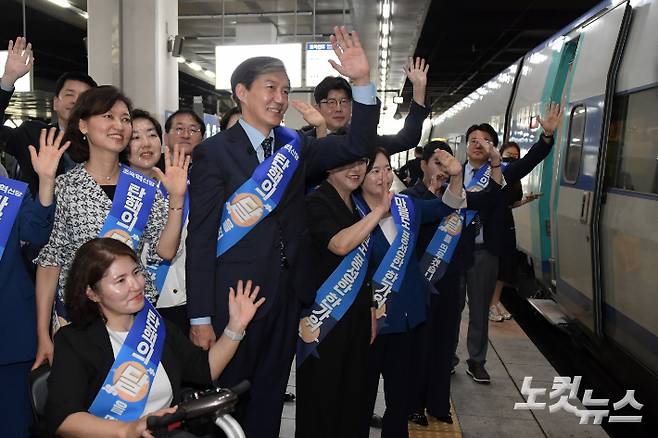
[262,137,273,159]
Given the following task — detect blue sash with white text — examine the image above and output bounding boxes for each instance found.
[0,177,28,261]
[420,162,506,283]
[99,165,158,251]
[370,194,418,332]
[88,300,166,421]
[296,196,370,367]
[147,184,190,295]
[216,126,301,257]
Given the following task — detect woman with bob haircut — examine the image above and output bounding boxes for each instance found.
[45,238,264,437]
[34,86,190,371]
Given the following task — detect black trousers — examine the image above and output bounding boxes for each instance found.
[410,272,463,418]
[296,292,371,438]
[216,270,299,438]
[364,325,422,438]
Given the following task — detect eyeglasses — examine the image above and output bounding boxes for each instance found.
[319,98,352,109]
[468,138,493,146]
[173,126,202,136]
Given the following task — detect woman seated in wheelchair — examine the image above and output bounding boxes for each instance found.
[45,238,264,437]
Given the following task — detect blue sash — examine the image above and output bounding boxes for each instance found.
[0,177,28,261]
[296,196,370,368]
[99,165,158,251]
[89,300,166,421]
[420,162,505,283]
[147,184,189,295]
[371,194,418,332]
[216,126,301,257]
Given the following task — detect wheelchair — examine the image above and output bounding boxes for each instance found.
[29,364,248,438]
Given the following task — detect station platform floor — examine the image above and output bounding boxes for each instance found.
[279,304,609,438]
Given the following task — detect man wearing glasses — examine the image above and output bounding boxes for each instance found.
[164,109,206,157]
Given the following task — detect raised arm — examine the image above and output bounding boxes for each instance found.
[152,144,190,260]
[379,57,431,156]
[504,103,562,184]
[306,27,380,176]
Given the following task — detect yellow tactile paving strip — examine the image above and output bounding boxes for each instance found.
[409,401,462,438]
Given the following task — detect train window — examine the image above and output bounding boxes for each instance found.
[605,87,658,195]
[564,105,586,183]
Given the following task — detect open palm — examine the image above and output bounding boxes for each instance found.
[537,102,564,136]
[29,127,70,181]
[153,144,190,198]
[328,26,370,84]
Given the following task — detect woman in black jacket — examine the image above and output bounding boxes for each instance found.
[45,238,263,437]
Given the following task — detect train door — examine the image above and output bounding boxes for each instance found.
[547,38,579,289]
[552,1,632,334]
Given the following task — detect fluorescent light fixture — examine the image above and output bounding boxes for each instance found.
[381,22,390,36]
[188,62,202,71]
[177,56,186,63]
[204,70,216,78]
[381,50,388,61]
[382,0,391,18]
[381,37,389,50]
[47,0,71,8]
[215,43,302,89]
[0,51,31,92]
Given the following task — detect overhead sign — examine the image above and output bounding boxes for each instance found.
[214,43,302,90]
[0,51,32,92]
[305,42,343,87]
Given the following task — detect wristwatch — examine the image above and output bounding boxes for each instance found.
[223,327,245,341]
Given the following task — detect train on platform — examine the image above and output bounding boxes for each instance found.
[426,0,658,416]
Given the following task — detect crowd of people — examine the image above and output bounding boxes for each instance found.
[0,26,563,438]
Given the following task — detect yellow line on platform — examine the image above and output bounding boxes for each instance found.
[409,402,462,438]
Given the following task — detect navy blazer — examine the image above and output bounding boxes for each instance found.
[365,196,456,335]
[0,195,55,365]
[186,100,380,332]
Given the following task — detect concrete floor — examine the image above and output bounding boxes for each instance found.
[279,305,610,438]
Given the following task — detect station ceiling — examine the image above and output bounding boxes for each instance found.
[2,0,600,121]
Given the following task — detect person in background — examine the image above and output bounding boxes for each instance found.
[488,141,541,322]
[220,106,242,131]
[33,86,189,371]
[404,140,502,426]
[361,147,465,438]
[456,103,563,384]
[0,37,97,195]
[44,238,264,438]
[0,128,69,438]
[164,109,206,158]
[121,109,192,334]
[398,146,424,186]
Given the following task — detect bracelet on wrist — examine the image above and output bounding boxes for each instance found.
[223,327,245,341]
[491,163,501,168]
[170,205,184,211]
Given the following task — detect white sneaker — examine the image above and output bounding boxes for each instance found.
[497,302,512,320]
[488,306,503,322]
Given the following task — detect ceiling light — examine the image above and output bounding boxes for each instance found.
[47,0,71,8]
[381,22,390,36]
[393,95,403,104]
[381,50,388,61]
[381,37,389,50]
[188,62,202,71]
[382,0,391,19]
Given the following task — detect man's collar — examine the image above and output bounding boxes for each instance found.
[238,118,274,149]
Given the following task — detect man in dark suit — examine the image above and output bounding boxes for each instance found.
[398,146,424,185]
[1,37,97,195]
[185,26,379,437]
[457,103,563,384]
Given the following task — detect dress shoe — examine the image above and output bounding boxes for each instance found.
[408,412,429,426]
